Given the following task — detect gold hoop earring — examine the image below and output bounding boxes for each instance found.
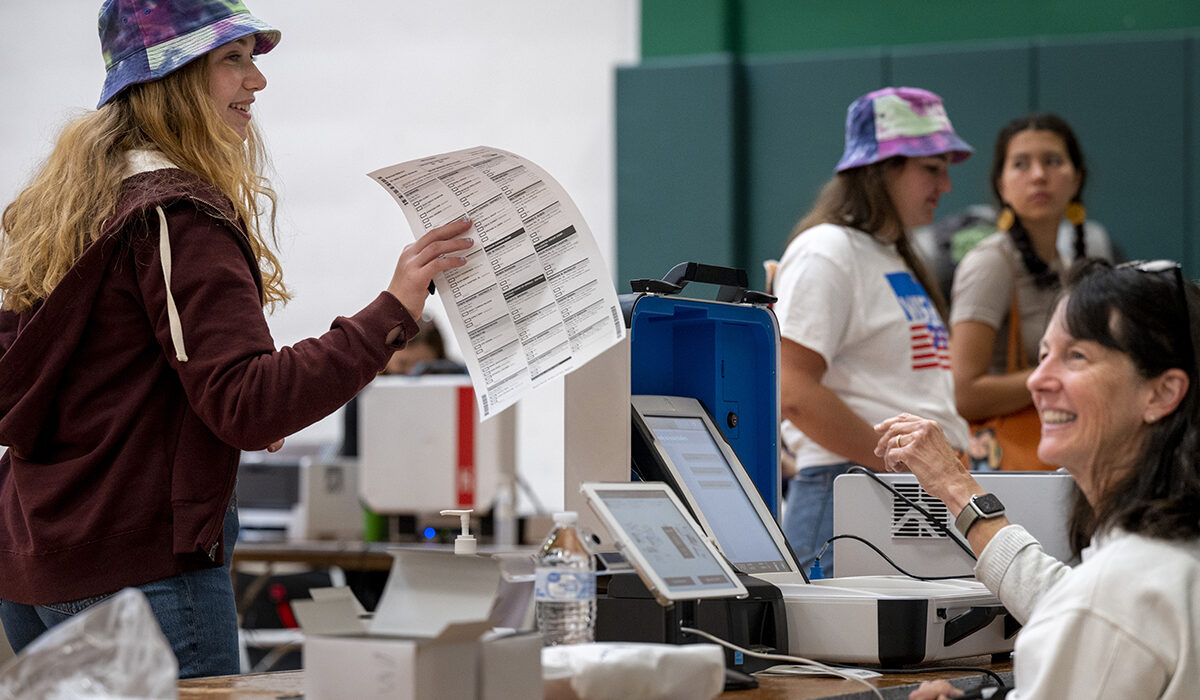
[1065,201,1086,226]
[996,206,1015,232]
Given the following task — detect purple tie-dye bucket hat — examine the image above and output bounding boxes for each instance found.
[97,0,281,108]
[835,87,973,173]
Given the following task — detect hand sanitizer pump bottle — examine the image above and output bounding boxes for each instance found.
[439,509,477,555]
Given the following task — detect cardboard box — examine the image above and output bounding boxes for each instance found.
[295,549,541,700]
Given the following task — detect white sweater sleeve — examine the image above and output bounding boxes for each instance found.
[975,524,1071,624]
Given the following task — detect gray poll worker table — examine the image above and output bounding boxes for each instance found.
[230,540,534,614]
[178,657,1013,699]
[230,540,396,624]
[231,539,539,571]
[232,539,398,572]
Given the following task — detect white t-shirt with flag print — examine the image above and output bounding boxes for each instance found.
[774,223,969,469]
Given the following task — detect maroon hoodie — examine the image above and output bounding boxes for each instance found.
[0,162,417,604]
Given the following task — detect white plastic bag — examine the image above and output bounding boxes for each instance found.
[0,588,177,699]
[542,642,724,700]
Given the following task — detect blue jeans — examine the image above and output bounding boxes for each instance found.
[782,463,854,577]
[0,496,241,679]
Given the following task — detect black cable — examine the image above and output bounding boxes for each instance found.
[832,662,1009,692]
[846,466,977,561]
[814,534,974,581]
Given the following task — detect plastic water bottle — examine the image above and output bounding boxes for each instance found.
[534,511,596,645]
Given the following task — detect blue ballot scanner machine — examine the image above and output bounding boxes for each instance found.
[596,263,788,675]
[620,262,781,515]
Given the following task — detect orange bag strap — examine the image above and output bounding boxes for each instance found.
[1005,264,1027,373]
[1006,287,1025,372]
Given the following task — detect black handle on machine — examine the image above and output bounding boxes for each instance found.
[943,605,1002,647]
[629,262,777,305]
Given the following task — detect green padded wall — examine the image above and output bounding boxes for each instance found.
[1038,35,1188,266]
[735,0,1200,54]
[889,42,1033,215]
[1191,35,1200,274]
[642,0,1200,57]
[741,42,1037,286]
[616,56,739,291]
[641,0,733,57]
[618,31,1200,290]
[742,51,885,278]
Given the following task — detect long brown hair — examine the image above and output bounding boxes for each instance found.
[787,157,949,321]
[0,56,289,312]
[1063,259,1200,555]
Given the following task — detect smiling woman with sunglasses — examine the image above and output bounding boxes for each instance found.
[875,258,1200,699]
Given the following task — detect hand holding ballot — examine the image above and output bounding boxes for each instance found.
[370,146,626,419]
[387,218,474,320]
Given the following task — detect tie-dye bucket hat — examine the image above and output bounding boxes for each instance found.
[97,0,281,108]
[835,87,973,172]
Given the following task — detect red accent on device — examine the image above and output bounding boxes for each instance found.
[456,386,476,508]
[269,583,299,629]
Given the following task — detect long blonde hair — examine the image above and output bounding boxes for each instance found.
[0,56,289,312]
[787,157,948,321]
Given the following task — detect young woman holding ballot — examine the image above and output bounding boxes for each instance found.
[774,87,973,574]
[0,0,471,678]
[877,260,1200,699]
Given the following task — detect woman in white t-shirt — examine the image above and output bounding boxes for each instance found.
[774,87,973,575]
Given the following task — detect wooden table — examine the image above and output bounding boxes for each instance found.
[179,670,302,698]
[180,658,1011,699]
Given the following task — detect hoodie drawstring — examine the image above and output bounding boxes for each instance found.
[157,206,189,363]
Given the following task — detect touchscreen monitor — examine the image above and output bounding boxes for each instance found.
[631,395,803,577]
[581,481,747,605]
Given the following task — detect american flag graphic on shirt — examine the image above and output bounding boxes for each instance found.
[885,271,951,371]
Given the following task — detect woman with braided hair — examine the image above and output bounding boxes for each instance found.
[949,114,1090,470]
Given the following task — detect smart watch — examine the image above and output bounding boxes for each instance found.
[954,493,1005,537]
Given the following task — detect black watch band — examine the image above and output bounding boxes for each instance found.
[954,493,1005,537]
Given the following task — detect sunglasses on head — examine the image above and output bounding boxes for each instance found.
[1117,259,1183,274]
[1115,259,1195,377]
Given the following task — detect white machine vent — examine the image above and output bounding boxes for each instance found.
[890,484,952,539]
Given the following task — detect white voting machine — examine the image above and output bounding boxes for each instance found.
[631,395,1029,665]
[834,471,1077,578]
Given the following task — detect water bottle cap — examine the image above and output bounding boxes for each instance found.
[553,511,578,526]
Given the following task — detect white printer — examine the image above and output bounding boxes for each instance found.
[833,471,1076,579]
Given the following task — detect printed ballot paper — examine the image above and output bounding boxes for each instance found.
[369,146,626,419]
